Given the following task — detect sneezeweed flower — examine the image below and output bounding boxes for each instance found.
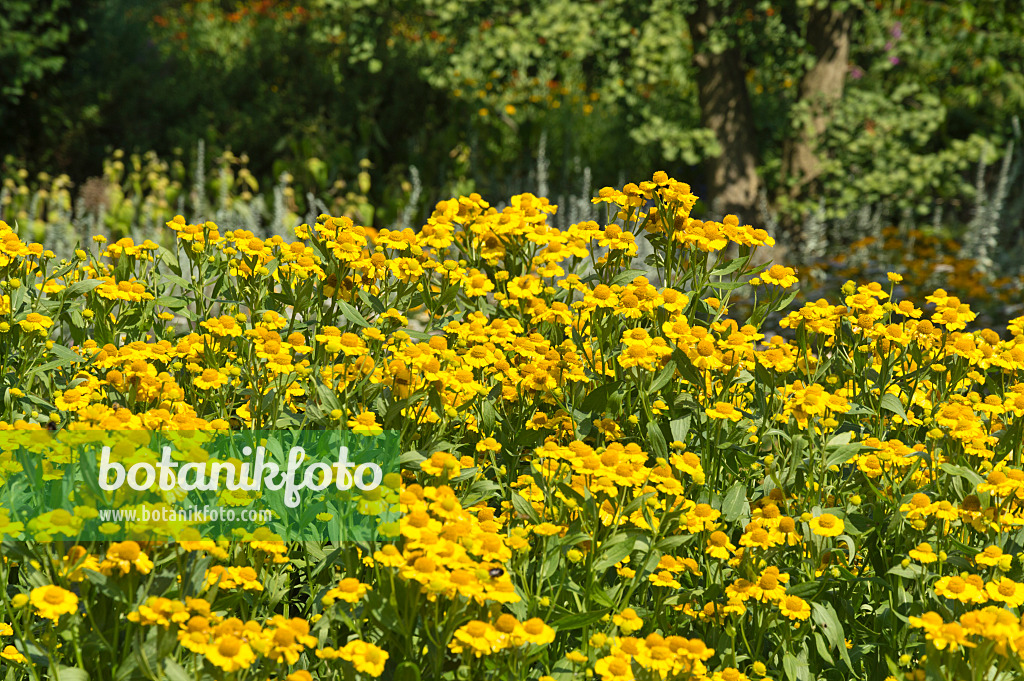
[532,522,565,537]
[205,566,263,591]
[594,655,633,681]
[127,596,190,627]
[347,410,383,436]
[808,513,844,537]
[59,545,100,581]
[739,526,778,551]
[684,504,722,533]
[0,512,26,538]
[779,595,811,621]
[612,608,643,635]
[323,578,372,605]
[705,402,742,422]
[205,634,256,672]
[449,620,501,656]
[984,578,1024,607]
[649,570,681,588]
[975,545,1013,571]
[28,509,84,539]
[100,541,154,576]
[18,312,53,334]
[30,585,78,622]
[706,531,737,560]
[253,616,318,664]
[750,567,790,602]
[334,640,389,677]
[194,368,229,390]
[933,575,983,604]
[908,542,937,563]
[476,437,502,453]
[420,451,461,478]
[518,618,555,646]
[758,265,798,288]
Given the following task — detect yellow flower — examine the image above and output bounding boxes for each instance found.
[985,578,1024,607]
[779,595,811,621]
[808,513,844,537]
[532,522,565,537]
[254,616,318,665]
[612,608,643,635]
[649,570,681,588]
[518,617,555,646]
[348,410,383,436]
[30,585,78,622]
[933,575,983,604]
[908,542,937,563]
[18,312,53,334]
[705,402,742,422]
[323,578,371,605]
[205,634,256,672]
[449,620,501,656]
[760,264,798,288]
[194,368,228,390]
[975,545,1012,570]
[594,655,634,680]
[706,531,736,560]
[337,640,389,677]
[100,541,154,576]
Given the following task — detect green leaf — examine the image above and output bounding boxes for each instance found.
[879,393,908,421]
[480,400,497,434]
[550,607,610,632]
[162,659,192,681]
[646,420,668,459]
[886,563,925,579]
[811,601,852,670]
[358,289,386,314]
[155,295,187,309]
[394,662,421,681]
[593,533,636,572]
[824,444,867,469]
[813,632,834,664]
[939,463,984,487]
[63,279,104,298]
[610,268,650,286]
[786,581,820,598]
[581,382,620,415]
[511,492,540,524]
[669,416,690,444]
[783,652,799,681]
[49,667,89,681]
[50,343,84,365]
[721,481,748,523]
[648,361,677,394]
[709,258,745,278]
[338,299,370,328]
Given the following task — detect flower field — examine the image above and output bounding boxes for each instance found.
[3,172,1024,680]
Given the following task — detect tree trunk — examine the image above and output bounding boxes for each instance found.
[686,0,761,227]
[783,7,854,199]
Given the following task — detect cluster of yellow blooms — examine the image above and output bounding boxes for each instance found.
[3,170,1024,680]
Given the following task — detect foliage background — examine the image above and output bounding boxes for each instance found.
[1,0,1023,267]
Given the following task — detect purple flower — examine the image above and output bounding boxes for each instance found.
[891,22,903,39]
[850,66,864,79]
[889,56,900,65]
[884,41,893,51]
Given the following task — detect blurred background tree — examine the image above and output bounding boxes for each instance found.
[1,0,1022,261]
